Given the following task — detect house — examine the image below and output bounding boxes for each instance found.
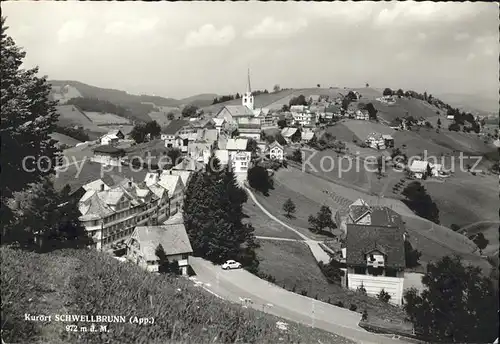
[145,171,185,217]
[195,128,219,146]
[334,199,403,235]
[345,224,406,305]
[268,141,284,161]
[409,160,430,179]
[226,138,251,173]
[355,110,369,121]
[214,149,230,166]
[429,163,444,177]
[446,114,455,121]
[216,105,261,139]
[187,141,212,164]
[309,95,320,104]
[100,129,124,145]
[365,133,386,150]
[78,178,160,250]
[254,108,275,128]
[281,127,298,143]
[382,134,394,148]
[161,120,189,148]
[212,118,226,136]
[91,145,126,166]
[126,214,193,275]
[291,107,317,126]
[301,131,315,143]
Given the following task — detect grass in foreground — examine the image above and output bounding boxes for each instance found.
[1,247,354,344]
[255,239,411,333]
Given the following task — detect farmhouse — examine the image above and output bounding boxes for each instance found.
[355,110,369,121]
[161,120,189,149]
[382,134,394,148]
[226,138,251,173]
[409,160,430,179]
[126,214,193,275]
[301,131,315,143]
[100,129,124,145]
[365,133,386,150]
[281,127,298,144]
[268,141,284,161]
[91,145,126,166]
[254,108,275,128]
[345,224,406,305]
[144,171,185,217]
[334,199,403,235]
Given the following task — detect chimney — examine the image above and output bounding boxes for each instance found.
[169,170,172,175]
[128,180,132,188]
[100,183,105,191]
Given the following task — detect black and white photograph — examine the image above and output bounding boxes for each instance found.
[1,1,499,343]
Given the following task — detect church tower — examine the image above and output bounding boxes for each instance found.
[242,68,254,111]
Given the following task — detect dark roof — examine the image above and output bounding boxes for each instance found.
[162,119,189,135]
[238,123,261,129]
[349,205,371,222]
[93,145,126,155]
[370,206,403,228]
[346,224,405,269]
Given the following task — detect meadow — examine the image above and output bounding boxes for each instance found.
[84,111,131,125]
[1,247,354,344]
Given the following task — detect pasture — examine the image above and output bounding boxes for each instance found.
[49,133,82,147]
[84,111,130,125]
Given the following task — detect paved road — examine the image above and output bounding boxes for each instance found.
[189,257,411,344]
[255,236,302,242]
[245,186,332,263]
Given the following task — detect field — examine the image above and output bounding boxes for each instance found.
[372,97,441,123]
[84,111,131,125]
[243,198,302,240]
[255,239,411,331]
[266,167,491,273]
[1,247,352,344]
[461,222,500,256]
[49,133,82,147]
[342,119,395,140]
[55,105,107,134]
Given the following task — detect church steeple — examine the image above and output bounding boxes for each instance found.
[242,68,254,110]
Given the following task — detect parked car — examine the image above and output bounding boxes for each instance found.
[222,260,242,270]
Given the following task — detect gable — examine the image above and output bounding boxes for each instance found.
[216,108,234,122]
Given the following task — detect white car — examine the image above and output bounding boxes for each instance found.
[222,260,242,270]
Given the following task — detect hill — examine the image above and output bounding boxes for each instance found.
[54,105,107,137]
[49,132,82,148]
[433,92,498,115]
[1,247,353,344]
[180,93,219,108]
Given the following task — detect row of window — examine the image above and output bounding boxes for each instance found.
[102,227,135,245]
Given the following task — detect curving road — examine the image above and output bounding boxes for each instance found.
[245,186,332,264]
[189,257,412,344]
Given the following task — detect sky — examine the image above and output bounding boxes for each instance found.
[2,1,499,100]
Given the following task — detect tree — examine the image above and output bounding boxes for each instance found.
[291,149,302,163]
[289,95,308,107]
[182,105,198,118]
[145,120,161,139]
[402,182,440,224]
[365,103,378,120]
[183,163,259,271]
[317,84,321,88]
[376,156,384,177]
[282,198,296,218]
[277,119,287,129]
[365,83,369,88]
[246,138,258,154]
[404,240,422,268]
[130,123,148,143]
[472,233,489,254]
[396,89,404,98]
[403,255,498,343]
[247,166,273,196]
[383,88,393,96]
[341,97,350,111]
[450,224,460,232]
[166,148,182,167]
[167,112,175,120]
[291,127,301,143]
[308,205,335,233]
[318,259,345,284]
[377,289,391,303]
[1,17,60,243]
[437,118,441,127]
[346,91,357,101]
[281,104,289,112]
[235,92,240,99]
[273,84,281,93]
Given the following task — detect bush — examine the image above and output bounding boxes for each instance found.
[300,290,308,296]
[349,304,358,312]
[377,289,391,303]
[357,284,367,295]
[334,301,344,308]
[450,224,460,232]
[361,310,368,321]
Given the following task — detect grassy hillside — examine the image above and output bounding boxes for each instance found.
[49,133,82,147]
[55,105,107,137]
[1,247,353,344]
[84,111,131,125]
[180,93,219,108]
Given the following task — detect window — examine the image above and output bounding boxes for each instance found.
[182,254,189,260]
[354,266,366,275]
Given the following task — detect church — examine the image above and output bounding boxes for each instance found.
[215,70,262,140]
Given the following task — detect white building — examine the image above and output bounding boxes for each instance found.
[161,120,190,150]
[346,224,406,306]
[100,129,124,145]
[365,133,386,150]
[226,138,251,173]
[409,160,430,179]
[91,146,126,166]
[268,141,284,161]
[355,110,369,121]
[145,171,185,217]
[291,107,317,126]
[281,127,298,144]
[125,213,193,275]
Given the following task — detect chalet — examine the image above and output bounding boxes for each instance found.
[216,105,261,140]
[101,129,125,145]
[268,141,284,161]
[226,138,251,173]
[346,224,406,305]
[254,108,275,128]
[409,160,430,179]
[382,134,394,148]
[161,120,189,149]
[91,145,126,166]
[301,131,315,143]
[126,213,193,275]
[334,199,403,235]
[187,141,212,164]
[281,127,298,144]
[365,133,386,150]
[355,110,369,121]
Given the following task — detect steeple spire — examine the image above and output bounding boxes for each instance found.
[246,68,252,94]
